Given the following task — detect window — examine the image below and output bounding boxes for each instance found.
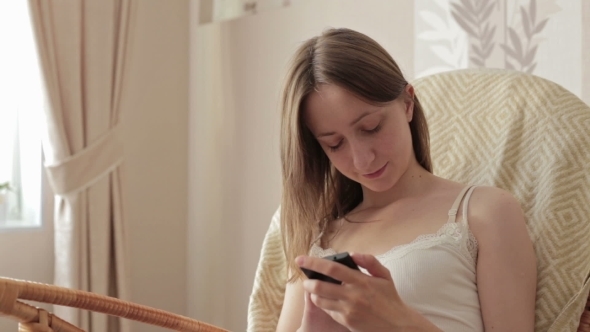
[0,1,45,228]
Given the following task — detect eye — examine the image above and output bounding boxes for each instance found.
[364,122,382,134]
[328,140,343,152]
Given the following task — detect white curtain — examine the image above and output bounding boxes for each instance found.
[27,1,136,331]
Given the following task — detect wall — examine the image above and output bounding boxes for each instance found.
[0,228,54,331]
[188,1,414,330]
[121,0,190,331]
[0,174,54,331]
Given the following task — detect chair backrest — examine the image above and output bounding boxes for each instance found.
[0,277,228,332]
[247,68,590,332]
[247,208,285,332]
[414,68,590,331]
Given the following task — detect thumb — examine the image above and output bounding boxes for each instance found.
[351,253,392,281]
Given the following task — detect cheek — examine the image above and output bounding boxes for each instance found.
[378,127,412,157]
[323,149,356,177]
[375,135,394,152]
[326,152,349,172]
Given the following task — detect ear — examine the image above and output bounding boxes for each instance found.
[404,84,415,122]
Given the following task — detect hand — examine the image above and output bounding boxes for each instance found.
[297,291,349,332]
[296,253,440,332]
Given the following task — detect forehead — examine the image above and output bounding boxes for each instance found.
[303,84,375,129]
[305,84,368,112]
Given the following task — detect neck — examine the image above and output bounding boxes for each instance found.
[359,160,435,210]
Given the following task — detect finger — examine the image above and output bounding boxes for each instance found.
[302,279,346,301]
[304,290,310,305]
[303,291,318,313]
[350,253,392,281]
[296,255,360,284]
[309,292,342,312]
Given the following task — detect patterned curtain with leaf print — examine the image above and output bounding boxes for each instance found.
[27,1,136,331]
[415,0,588,104]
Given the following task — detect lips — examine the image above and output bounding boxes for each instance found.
[363,163,388,179]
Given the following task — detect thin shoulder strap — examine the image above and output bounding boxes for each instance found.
[447,185,475,223]
[461,186,478,225]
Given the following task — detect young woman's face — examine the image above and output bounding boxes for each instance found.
[304,84,415,192]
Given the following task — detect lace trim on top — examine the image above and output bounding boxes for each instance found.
[311,217,479,264]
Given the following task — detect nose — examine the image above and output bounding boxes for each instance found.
[350,139,375,173]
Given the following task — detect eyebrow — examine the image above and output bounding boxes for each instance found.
[316,111,377,138]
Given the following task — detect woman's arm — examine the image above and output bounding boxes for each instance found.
[470,187,537,331]
[276,271,305,332]
[276,270,349,332]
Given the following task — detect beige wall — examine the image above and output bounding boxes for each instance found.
[188,1,414,330]
[0,174,54,331]
[121,0,190,331]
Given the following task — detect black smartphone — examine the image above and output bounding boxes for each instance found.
[300,252,360,284]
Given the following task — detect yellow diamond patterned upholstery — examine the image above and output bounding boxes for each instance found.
[247,68,590,332]
[248,208,286,332]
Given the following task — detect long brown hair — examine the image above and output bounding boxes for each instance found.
[280,28,431,280]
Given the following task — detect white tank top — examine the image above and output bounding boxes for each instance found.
[310,186,484,331]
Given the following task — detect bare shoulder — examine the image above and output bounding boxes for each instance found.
[467,186,525,228]
[466,185,531,251]
[466,186,537,330]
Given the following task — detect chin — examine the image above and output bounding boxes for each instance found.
[361,180,395,193]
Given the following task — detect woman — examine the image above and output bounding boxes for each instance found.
[276,28,537,331]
